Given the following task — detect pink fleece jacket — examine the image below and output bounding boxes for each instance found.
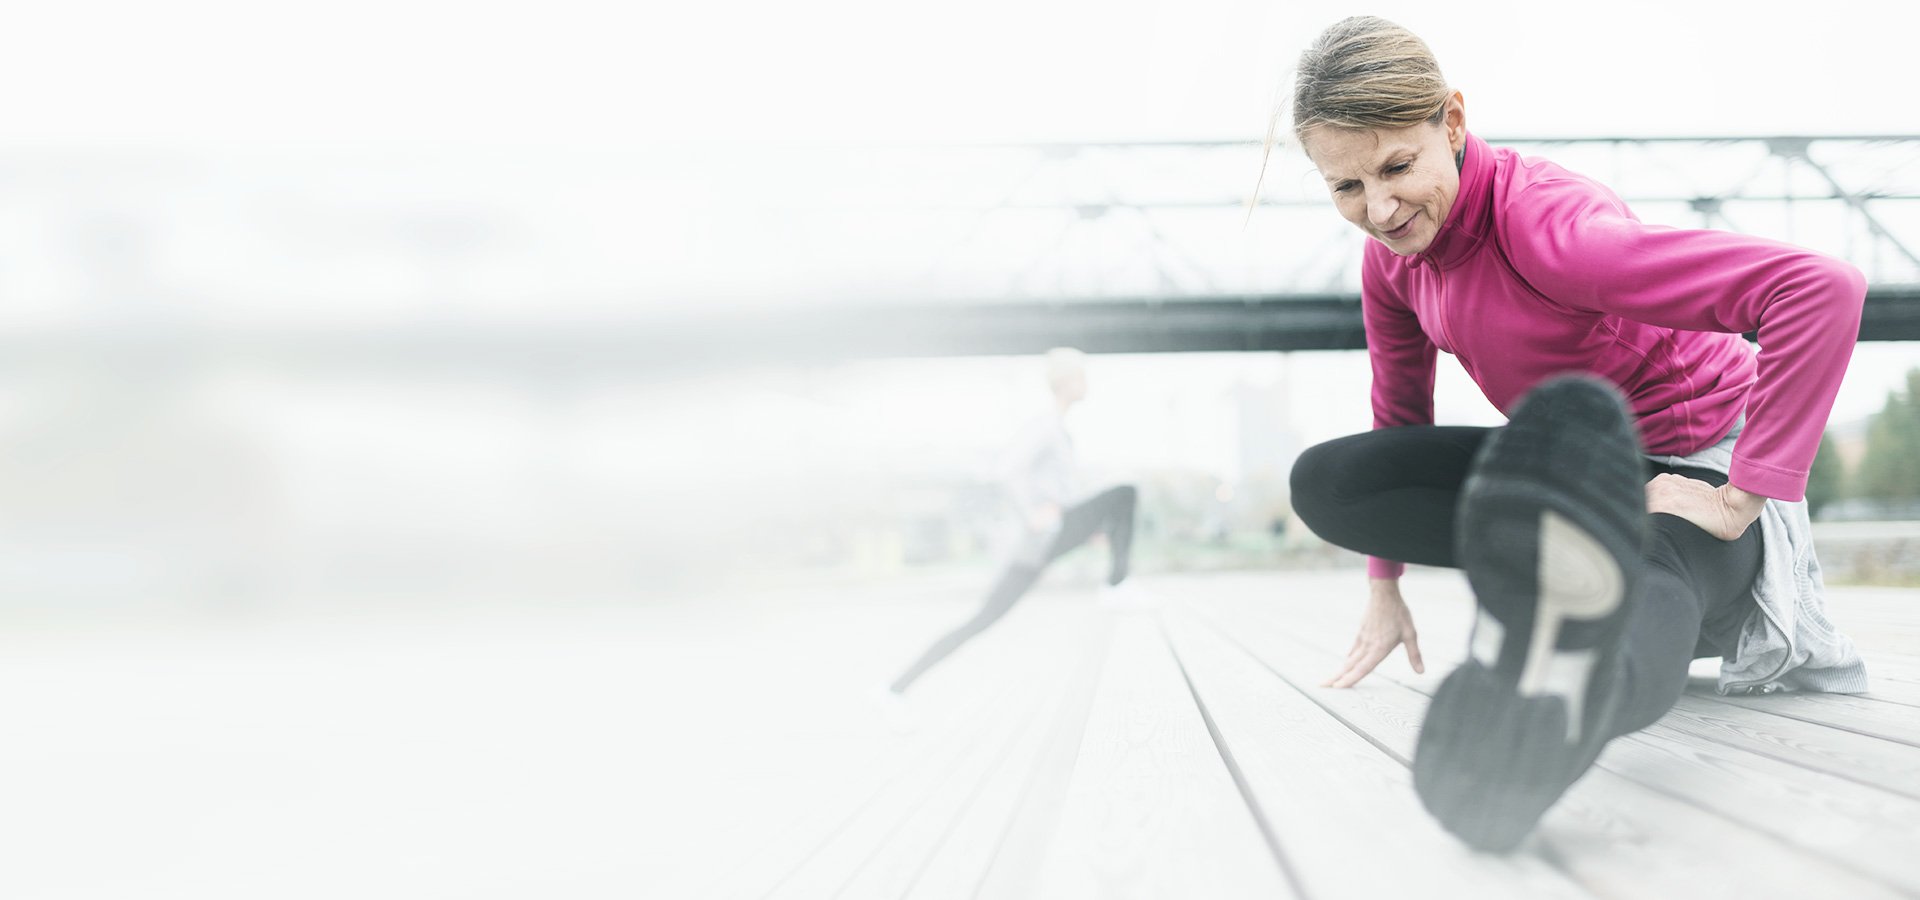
[1363,133,1866,580]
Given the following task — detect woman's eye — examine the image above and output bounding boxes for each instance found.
[1334,182,1357,193]
[1387,163,1410,175]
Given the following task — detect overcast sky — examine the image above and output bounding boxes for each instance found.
[1,1,1912,482]
[1,1,1914,148]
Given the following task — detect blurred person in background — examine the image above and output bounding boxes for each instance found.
[1279,17,1867,851]
[884,348,1140,700]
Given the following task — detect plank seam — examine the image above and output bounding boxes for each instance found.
[834,659,1064,900]
[1159,613,1313,900]
[966,616,1115,900]
[893,659,1075,898]
[1186,602,1413,766]
[1254,606,1920,894]
[1689,693,1920,749]
[1662,702,1920,803]
[1211,600,1623,887]
[749,671,1035,900]
[1574,751,1920,895]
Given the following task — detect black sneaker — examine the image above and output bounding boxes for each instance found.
[1412,374,1647,852]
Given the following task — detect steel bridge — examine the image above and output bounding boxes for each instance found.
[1,136,1911,375]
[704,133,1920,362]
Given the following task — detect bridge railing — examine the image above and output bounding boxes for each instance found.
[767,135,1920,304]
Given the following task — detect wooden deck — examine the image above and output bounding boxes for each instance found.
[705,569,1920,900]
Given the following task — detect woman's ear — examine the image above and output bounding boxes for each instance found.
[1445,91,1467,155]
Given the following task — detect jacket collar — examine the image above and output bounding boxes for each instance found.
[1403,131,1494,271]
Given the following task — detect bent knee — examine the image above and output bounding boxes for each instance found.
[1290,443,1341,520]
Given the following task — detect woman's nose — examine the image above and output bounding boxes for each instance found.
[1367,190,1399,227]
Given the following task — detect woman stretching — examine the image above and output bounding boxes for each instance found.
[887,348,1139,697]
[1281,17,1868,850]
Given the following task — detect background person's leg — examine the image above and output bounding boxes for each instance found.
[889,562,1043,694]
[891,485,1145,693]
[1056,484,1137,585]
[1289,426,1492,567]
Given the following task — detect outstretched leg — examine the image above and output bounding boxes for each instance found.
[1412,376,1762,850]
[889,563,1043,694]
[1413,375,1651,850]
[889,484,1140,694]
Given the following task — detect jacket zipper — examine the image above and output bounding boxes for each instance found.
[1432,262,1461,355]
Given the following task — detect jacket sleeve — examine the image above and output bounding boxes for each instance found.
[1361,248,1437,579]
[1500,180,1866,501]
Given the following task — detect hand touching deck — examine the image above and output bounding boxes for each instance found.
[1324,578,1426,688]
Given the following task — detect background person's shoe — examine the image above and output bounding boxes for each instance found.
[1413,374,1648,852]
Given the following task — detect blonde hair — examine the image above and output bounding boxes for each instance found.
[1290,16,1450,139]
[1249,17,1450,218]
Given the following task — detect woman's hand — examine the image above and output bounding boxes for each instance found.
[1644,474,1768,541]
[1324,578,1425,688]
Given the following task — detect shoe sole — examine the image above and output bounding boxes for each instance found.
[1415,490,1627,851]
[1413,377,1643,851]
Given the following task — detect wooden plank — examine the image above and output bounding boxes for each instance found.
[1206,570,1470,694]
[1024,613,1294,900]
[1840,616,1920,649]
[826,663,1064,900]
[763,596,1113,900]
[1221,585,1920,891]
[703,609,1060,900]
[1159,609,1593,899]
[750,676,1037,900]
[1256,585,1920,872]
[1745,583,1920,708]
[1659,698,1920,802]
[903,615,1112,900]
[1281,591,1920,884]
[1593,725,1920,893]
[1251,571,1920,732]
[1851,655,1920,708]
[1219,574,1920,800]
[969,616,1115,900]
[1693,691,1920,749]
[1182,592,1908,899]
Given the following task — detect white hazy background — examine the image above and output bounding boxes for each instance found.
[1,1,1917,896]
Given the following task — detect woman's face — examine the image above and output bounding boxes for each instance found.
[1303,94,1467,256]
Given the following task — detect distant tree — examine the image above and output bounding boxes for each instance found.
[1854,369,1920,504]
[1805,430,1843,518]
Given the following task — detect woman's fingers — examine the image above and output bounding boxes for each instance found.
[1325,638,1372,684]
[1323,652,1359,687]
[1335,650,1383,688]
[1325,634,1425,687]
[1327,644,1389,688]
[1323,650,1363,687]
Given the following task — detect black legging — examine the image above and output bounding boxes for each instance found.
[1290,426,1761,737]
[890,484,1137,694]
